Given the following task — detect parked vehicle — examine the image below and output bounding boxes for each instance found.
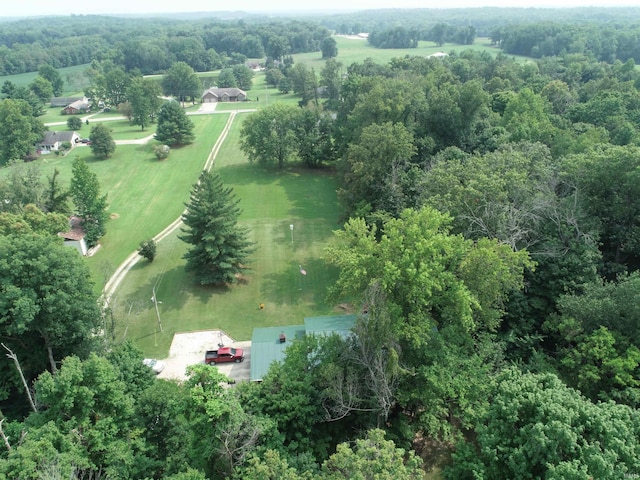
[205,347,244,365]
[143,358,165,374]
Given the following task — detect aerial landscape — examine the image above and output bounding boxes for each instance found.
[1,2,640,479]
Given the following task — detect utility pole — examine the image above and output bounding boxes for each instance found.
[151,287,163,332]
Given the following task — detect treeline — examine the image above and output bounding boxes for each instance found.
[367,24,476,49]
[494,21,640,62]
[0,15,331,75]
[320,6,640,38]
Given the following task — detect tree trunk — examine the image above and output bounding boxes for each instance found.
[41,333,58,374]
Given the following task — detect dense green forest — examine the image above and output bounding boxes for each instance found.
[0,16,330,75]
[2,6,640,479]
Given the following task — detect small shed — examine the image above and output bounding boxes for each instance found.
[202,87,247,103]
[58,216,88,255]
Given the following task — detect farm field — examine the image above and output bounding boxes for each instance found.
[0,63,90,94]
[112,112,342,357]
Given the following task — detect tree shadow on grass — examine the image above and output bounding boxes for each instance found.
[123,263,230,317]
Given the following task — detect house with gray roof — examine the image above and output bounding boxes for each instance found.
[202,87,247,103]
[37,131,79,153]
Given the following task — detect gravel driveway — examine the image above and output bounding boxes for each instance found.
[157,330,251,383]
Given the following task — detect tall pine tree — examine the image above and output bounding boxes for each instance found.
[180,171,254,286]
[155,101,194,146]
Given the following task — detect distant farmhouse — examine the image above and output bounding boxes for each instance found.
[202,87,247,103]
[50,96,91,114]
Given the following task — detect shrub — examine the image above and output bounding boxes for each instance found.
[67,116,83,130]
[154,144,170,160]
[138,239,157,262]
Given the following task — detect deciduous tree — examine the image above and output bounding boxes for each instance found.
[38,64,64,96]
[446,368,640,479]
[240,103,300,169]
[321,37,338,59]
[128,77,163,131]
[89,123,116,159]
[322,429,423,479]
[66,115,82,131]
[0,99,44,165]
[0,234,101,395]
[162,61,201,104]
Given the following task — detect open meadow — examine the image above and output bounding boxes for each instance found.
[293,35,509,69]
[1,63,90,95]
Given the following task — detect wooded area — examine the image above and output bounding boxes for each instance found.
[1,6,640,479]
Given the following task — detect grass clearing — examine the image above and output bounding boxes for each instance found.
[112,112,342,357]
[46,118,159,141]
[293,36,527,70]
[0,63,90,94]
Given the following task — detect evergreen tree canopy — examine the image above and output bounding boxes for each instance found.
[155,101,195,146]
[180,171,255,286]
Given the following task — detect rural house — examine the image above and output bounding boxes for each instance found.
[50,96,85,108]
[37,131,80,153]
[250,315,356,381]
[62,97,91,115]
[201,87,247,103]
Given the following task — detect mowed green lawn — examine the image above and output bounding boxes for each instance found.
[46,118,158,141]
[6,114,231,286]
[113,112,342,358]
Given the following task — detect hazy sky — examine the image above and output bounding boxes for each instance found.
[6,0,640,17]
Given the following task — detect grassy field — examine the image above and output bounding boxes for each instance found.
[112,112,342,357]
[3,114,230,288]
[293,35,527,70]
[0,63,90,95]
[45,118,157,141]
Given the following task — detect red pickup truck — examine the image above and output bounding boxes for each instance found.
[205,346,245,365]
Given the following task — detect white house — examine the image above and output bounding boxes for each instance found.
[37,131,80,153]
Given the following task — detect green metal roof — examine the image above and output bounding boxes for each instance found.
[250,325,305,382]
[249,315,357,381]
[304,314,356,337]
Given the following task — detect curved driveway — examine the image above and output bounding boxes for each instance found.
[102,108,244,303]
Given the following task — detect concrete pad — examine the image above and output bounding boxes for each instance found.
[157,330,251,383]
